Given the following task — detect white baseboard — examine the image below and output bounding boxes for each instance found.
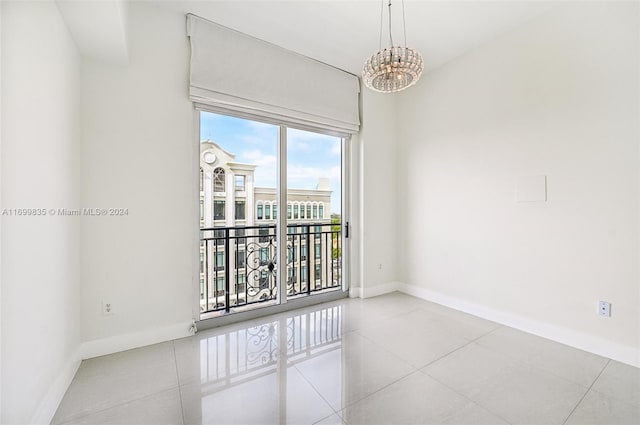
[81,321,192,359]
[397,282,640,368]
[30,347,81,425]
[361,281,400,298]
[349,287,363,298]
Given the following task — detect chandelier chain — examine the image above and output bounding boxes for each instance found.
[388,1,394,47]
[379,0,384,50]
[402,0,407,47]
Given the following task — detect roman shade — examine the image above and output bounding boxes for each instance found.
[187,14,360,135]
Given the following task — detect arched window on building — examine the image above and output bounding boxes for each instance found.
[319,204,324,219]
[306,204,311,220]
[313,204,318,219]
[257,203,263,220]
[213,168,225,192]
[199,167,204,192]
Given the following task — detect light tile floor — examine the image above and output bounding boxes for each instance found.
[53,292,640,425]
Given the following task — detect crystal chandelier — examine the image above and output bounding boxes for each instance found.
[362,0,423,93]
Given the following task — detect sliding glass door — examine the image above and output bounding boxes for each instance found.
[286,128,343,298]
[198,110,346,319]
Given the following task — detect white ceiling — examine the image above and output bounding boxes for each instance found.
[158,1,557,75]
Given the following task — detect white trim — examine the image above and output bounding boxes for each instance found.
[80,322,192,360]
[361,281,400,299]
[397,282,640,368]
[349,287,362,298]
[30,347,82,425]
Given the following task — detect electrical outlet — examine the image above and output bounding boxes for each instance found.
[598,301,611,317]
[378,263,383,270]
[102,301,114,316]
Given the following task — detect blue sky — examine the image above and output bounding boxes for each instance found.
[200,111,342,214]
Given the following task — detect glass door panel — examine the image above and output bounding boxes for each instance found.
[199,112,279,317]
[286,128,343,297]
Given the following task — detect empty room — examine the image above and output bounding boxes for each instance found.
[1,0,638,424]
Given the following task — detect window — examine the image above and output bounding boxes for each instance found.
[213,168,225,192]
[216,252,225,271]
[260,271,269,289]
[214,200,225,220]
[236,273,246,292]
[259,247,269,265]
[259,226,270,243]
[216,276,225,292]
[235,201,245,220]
[198,110,345,317]
[236,228,246,245]
[235,175,245,191]
[236,250,245,268]
[214,229,225,246]
[287,247,296,262]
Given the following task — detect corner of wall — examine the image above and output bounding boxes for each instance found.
[30,347,82,425]
[81,321,192,360]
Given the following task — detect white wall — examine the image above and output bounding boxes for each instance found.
[354,90,399,295]
[80,2,194,352]
[397,2,639,364]
[1,1,82,422]
[0,3,3,421]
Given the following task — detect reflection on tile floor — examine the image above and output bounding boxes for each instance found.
[53,292,640,424]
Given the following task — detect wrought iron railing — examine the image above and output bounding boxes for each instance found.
[200,223,342,314]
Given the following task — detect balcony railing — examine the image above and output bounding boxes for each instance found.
[200,223,342,314]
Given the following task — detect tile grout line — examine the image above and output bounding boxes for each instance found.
[561,358,611,425]
[416,324,503,371]
[422,371,514,425]
[414,328,516,425]
[172,340,187,425]
[473,328,613,390]
[291,362,342,418]
[56,386,180,425]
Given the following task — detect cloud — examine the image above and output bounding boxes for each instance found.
[239,149,277,187]
[288,165,341,189]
